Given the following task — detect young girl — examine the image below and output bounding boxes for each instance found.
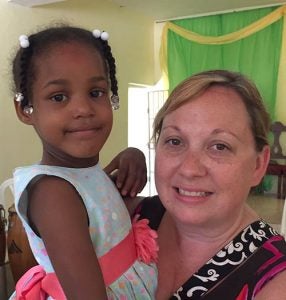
[10,25,157,299]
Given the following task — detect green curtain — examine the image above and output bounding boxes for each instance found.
[166,7,284,192]
[167,7,283,120]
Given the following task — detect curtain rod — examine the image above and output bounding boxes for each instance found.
[156,2,286,23]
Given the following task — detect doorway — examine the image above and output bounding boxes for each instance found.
[128,85,168,196]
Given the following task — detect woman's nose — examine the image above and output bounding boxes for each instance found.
[178,150,207,178]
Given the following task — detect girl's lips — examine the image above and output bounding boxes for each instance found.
[66,127,101,139]
[67,125,100,132]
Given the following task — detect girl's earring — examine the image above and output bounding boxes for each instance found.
[23,106,33,115]
[111,95,119,110]
[15,93,24,102]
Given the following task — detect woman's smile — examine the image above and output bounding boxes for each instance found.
[175,187,213,203]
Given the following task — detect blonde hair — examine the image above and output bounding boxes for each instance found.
[153,70,270,152]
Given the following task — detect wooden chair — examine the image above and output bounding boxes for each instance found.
[266,121,286,199]
[0,178,37,285]
[281,195,286,238]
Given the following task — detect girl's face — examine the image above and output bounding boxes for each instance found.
[155,86,269,231]
[25,42,113,167]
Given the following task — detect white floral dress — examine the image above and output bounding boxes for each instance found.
[10,164,157,299]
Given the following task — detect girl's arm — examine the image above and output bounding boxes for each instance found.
[28,176,107,300]
[104,147,147,198]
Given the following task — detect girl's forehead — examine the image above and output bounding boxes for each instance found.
[32,42,108,86]
[38,40,99,56]
[34,42,104,69]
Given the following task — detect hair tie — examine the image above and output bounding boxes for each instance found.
[92,29,109,41]
[100,31,109,41]
[19,35,30,48]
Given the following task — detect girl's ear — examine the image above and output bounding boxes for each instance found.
[251,145,270,187]
[14,100,34,125]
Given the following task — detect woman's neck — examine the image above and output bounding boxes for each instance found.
[171,204,258,252]
[156,204,259,299]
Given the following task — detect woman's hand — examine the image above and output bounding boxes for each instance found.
[104,147,147,198]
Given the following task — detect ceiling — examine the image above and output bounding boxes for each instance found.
[8,0,286,21]
[7,0,66,6]
[110,0,286,21]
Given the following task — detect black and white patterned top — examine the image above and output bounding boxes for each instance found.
[137,196,286,300]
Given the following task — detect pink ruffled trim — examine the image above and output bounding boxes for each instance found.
[132,215,159,264]
[16,265,66,300]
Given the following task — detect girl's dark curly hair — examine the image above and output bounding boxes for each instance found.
[12,25,118,109]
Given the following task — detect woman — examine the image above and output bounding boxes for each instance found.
[138,70,286,299]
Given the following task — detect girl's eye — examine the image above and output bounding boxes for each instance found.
[51,94,67,102]
[90,90,104,98]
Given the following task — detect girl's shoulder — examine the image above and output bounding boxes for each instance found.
[13,163,101,192]
[14,163,100,177]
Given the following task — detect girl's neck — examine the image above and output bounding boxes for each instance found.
[41,152,99,168]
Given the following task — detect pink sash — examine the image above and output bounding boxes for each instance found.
[15,265,65,300]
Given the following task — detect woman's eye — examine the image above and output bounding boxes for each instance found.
[51,94,67,102]
[90,90,104,98]
[212,143,229,151]
[166,138,181,146]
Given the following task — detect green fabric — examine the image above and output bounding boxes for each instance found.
[167,7,283,120]
[167,7,284,193]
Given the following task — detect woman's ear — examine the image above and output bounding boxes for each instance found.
[14,100,34,125]
[251,145,271,187]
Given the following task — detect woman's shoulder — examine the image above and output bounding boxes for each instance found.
[136,195,165,230]
[254,269,286,300]
[250,234,286,299]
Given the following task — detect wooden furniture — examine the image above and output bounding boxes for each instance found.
[281,196,286,237]
[266,121,286,199]
[7,204,37,283]
[0,205,5,266]
[0,179,37,284]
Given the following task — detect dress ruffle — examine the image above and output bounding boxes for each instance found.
[132,215,159,264]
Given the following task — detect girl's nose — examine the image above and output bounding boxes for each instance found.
[178,150,207,178]
[70,97,94,118]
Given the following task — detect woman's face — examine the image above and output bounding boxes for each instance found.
[155,86,269,229]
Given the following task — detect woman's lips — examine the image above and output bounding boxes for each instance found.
[177,188,212,197]
[174,188,214,204]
